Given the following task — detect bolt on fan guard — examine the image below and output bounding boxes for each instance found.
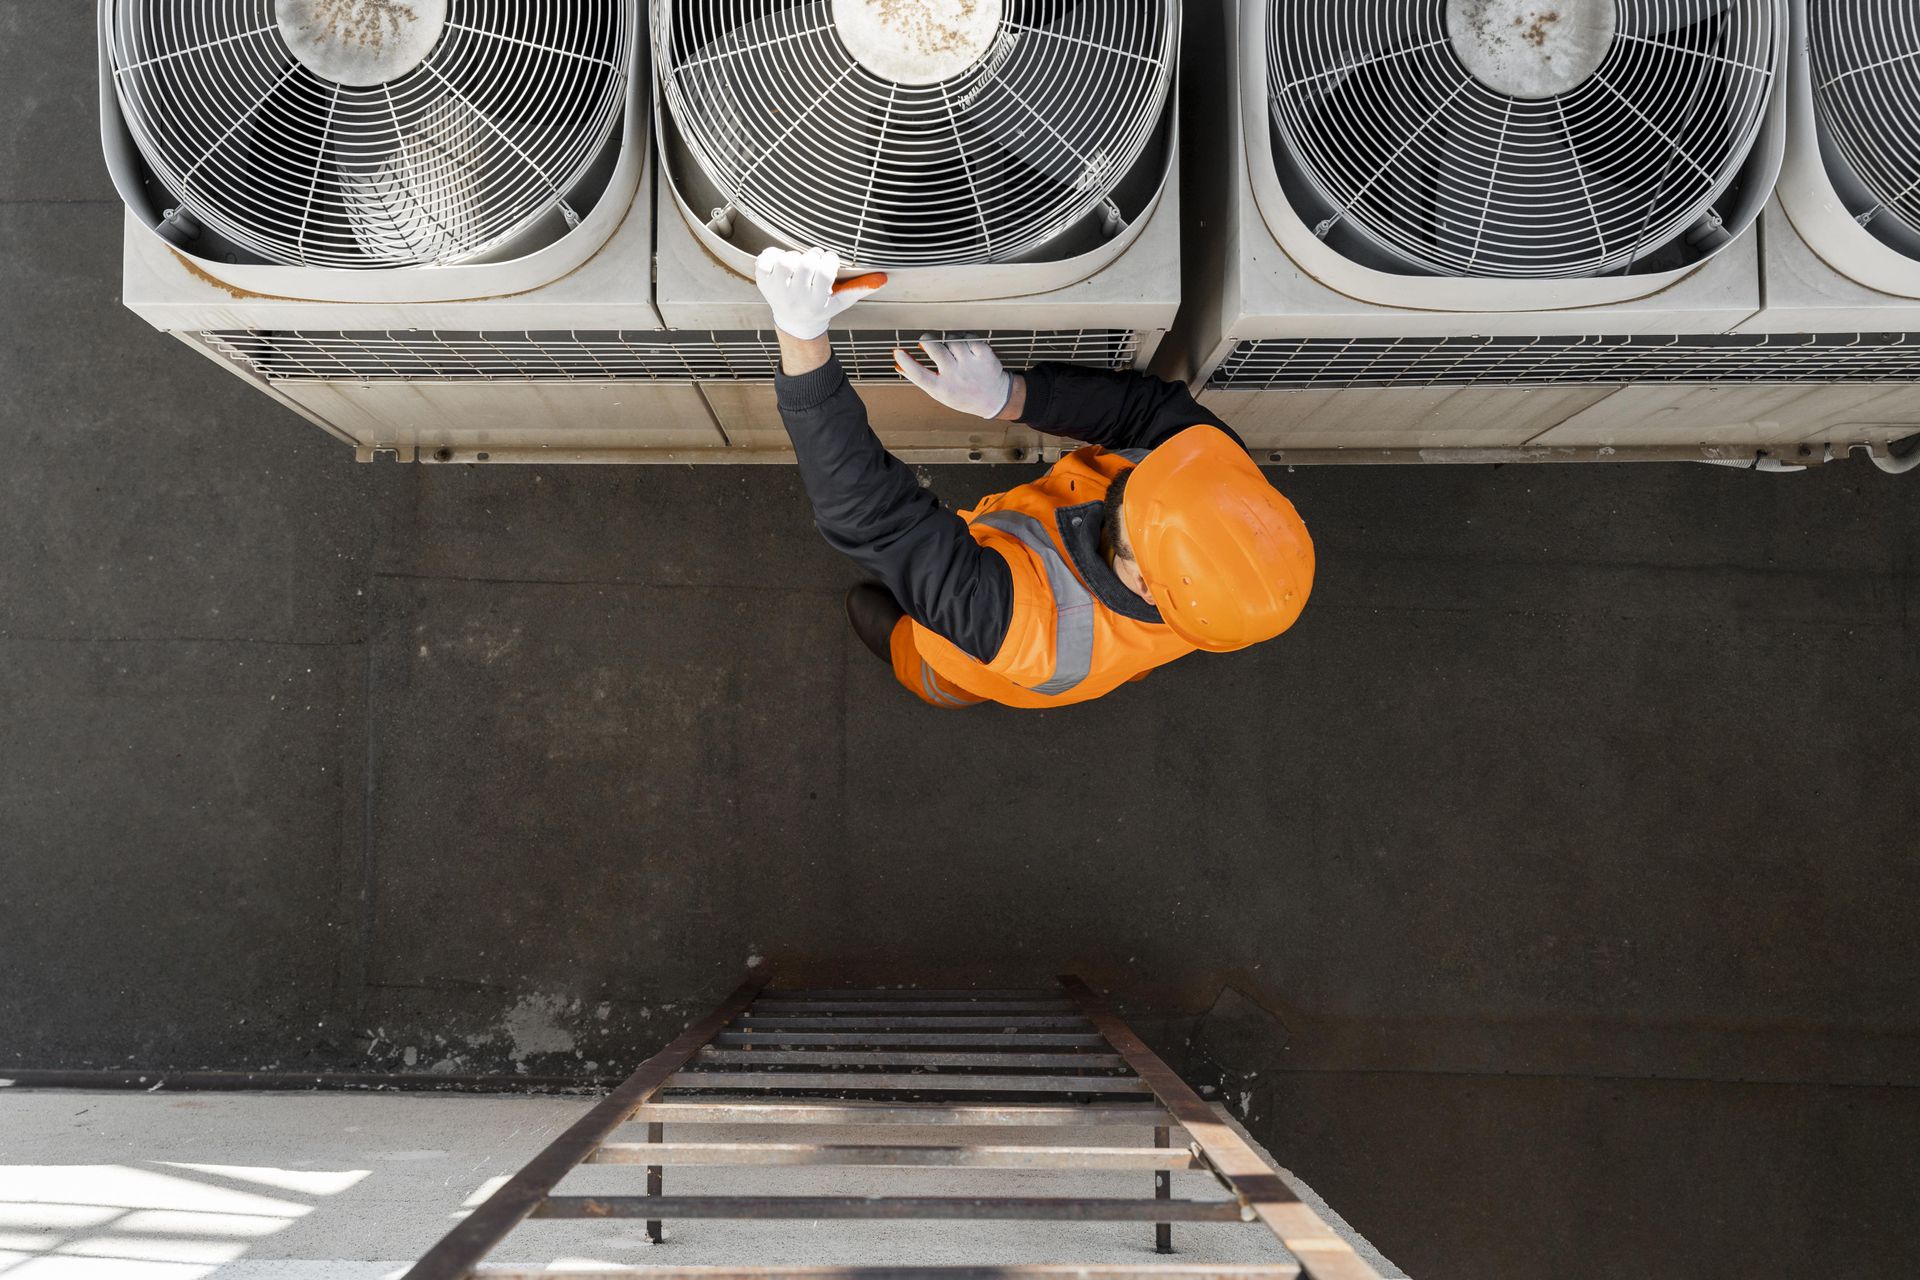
[109,0,632,269]
[1808,0,1920,257]
[655,0,1176,268]
[1267,0,1781,278]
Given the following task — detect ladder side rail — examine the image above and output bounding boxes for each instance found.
[476,1265,1301,1279]
[401,969,770,1280]
[1058,976,1389,1280]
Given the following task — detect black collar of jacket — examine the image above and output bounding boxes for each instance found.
[1056,501,1164,624]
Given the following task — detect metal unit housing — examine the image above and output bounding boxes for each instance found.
[1736,0,1920,335]
[651,114,1185,461]
[1158,0,1920,459]
[114,42,716,464]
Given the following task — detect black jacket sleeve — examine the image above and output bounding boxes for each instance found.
[776,357,1013,664]
[1017,363,1245,453]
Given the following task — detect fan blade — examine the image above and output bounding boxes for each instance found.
[342,96,485,261]
[1630,0,1735,37]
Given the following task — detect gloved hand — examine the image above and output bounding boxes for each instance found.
[894,335,1014,419]
[754,246,886,340]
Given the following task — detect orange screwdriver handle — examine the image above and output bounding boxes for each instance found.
[832,271,889,294]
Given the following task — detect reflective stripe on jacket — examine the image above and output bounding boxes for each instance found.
[909,446,1197,708]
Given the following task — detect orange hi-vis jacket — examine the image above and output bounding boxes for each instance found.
[905,445,1197,708]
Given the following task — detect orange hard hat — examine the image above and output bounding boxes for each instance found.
[1123,425,1314,652]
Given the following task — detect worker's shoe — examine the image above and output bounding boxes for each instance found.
[845,583,905,664]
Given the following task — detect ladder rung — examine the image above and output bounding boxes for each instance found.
[712,1031,1109,1048]
[734,1016,1091,1029]
[665,1071,1151,1093]
[631,1101,1176,1127]
[478,1266,1299,1279]
[751,1000,1079,1014]
[533,1195,1249,1222]
[696,1049,1126,1068]
[588,1142,1203,1170]
[761,989,1066,1001]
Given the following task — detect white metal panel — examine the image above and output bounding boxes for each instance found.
[1738,206,1920,333]
[703,382,1044,458]
[653,138,1182,341]
[120,151,665,335]
[1529,384,1920,446]
[1202,386,1619,451]
[258,380,726,457]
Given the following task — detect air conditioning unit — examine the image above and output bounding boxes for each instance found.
[1721,0,1920,464]
[103,0,731,463]
[648,0,1186,461]
[1161,0,1880,460]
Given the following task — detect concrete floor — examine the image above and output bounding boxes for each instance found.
[0,1091,1401,1277]
[3,3,1919,1277]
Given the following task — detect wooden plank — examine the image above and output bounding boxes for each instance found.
[1059,977,1386,1280]
[763,989,1065,1001]
[400,969,770,1280]
[533,1195,1249,1222]
[750,1001,1079,1014]
[665,1070,1150,1093]
[695,1049,1126,1068]
[477,1265,1299,1279]
[712,1031,1108,1048]
[588,1142,1203,1170]
[732,1016,1091,1030]
[632,1101,1176,1127]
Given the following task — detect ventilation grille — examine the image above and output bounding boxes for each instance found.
[202,329,1140,382]
[1808,0,1920,253]
[1266,0,1780,277]
[1208,334,1920,390]
[655,0,1174,266]
[108,1,632,268]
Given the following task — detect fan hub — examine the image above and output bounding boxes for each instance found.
[1444,0,1615,100]
[275,0,449,87]
[830,0,1004,86]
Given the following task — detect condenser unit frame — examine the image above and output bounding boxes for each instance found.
[98,0,645,305]
[647,12,1188,464]
[1243,0,1788,313]
[1738,0,1920,334]
[1157,0,1920,459]
[113,11,732,465]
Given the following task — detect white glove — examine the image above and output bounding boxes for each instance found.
[754,246,886,340]
[894,335,1013,419]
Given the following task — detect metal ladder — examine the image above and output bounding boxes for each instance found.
[404,973,1388,1280]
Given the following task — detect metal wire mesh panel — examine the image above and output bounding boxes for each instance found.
[201,328,1140,381]
[108,1,632,268]
[1266,0,1780,277]
[1809,0,1920,249]
[655,0,1175,266]
[1209,334,1920,388]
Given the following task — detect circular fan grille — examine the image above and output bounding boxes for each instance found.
[109,1,632,268]
[1809,0,1920,244]
[656,0,1175,267]
[1267,0,1780,277]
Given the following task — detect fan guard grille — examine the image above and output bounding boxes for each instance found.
[1809,0,1920,246]
[1266,0,1780,277]
[656,0,1175,267]
[109,1,632,269]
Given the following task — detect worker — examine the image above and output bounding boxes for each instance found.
[756,246,1314,709]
